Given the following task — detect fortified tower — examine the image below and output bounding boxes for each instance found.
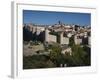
[45,28,49,42]
[59,32,64,44]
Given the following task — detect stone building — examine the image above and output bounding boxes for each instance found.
[59,32,69,44]
[45,28,69,45]
[61,47,72,55]
[74,35,82,45]
[45,28,57,42]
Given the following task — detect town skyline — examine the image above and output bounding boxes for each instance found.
[23,10,91,26]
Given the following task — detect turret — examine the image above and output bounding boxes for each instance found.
[45,28,49,42]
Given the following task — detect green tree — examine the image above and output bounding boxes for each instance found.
[71,45,88,66]
[49,43,62,62]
